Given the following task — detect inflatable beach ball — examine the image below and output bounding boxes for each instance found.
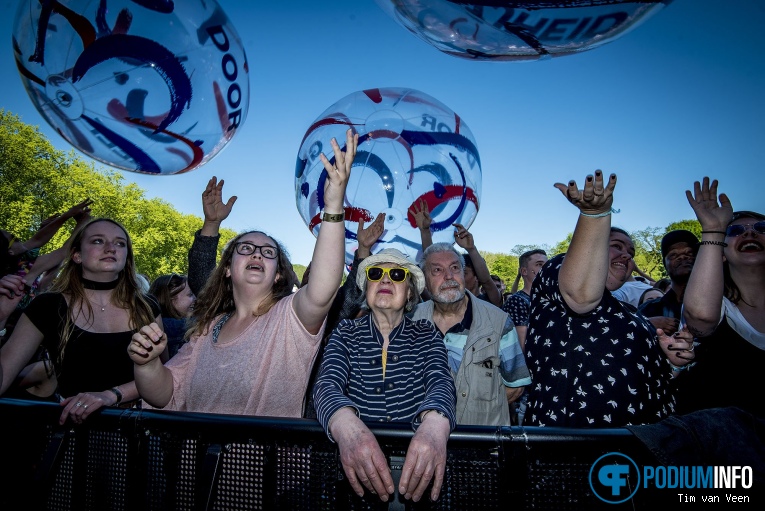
[296,87,482,266]
[375,0,673,61]
[13,0,249,174]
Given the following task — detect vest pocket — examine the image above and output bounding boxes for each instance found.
[470,355,500,401]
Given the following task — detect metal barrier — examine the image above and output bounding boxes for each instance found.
[1,398,661,510]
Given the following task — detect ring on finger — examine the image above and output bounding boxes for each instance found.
[83,404,89,410]
[76,401,83,407]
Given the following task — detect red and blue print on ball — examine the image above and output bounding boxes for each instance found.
[375,0,673,61]
[296,87,482,266]
[12,0,249,175]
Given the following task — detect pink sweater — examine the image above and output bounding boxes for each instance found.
[161,293,323,417]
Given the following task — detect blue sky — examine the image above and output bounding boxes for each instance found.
[2,0,764,266]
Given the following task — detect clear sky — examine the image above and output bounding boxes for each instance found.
[2,0,763,266]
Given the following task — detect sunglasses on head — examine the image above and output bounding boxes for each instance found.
[726,221,765,237]
[366,266,410,283]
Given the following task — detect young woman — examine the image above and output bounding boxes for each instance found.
[680,178,764,417]
[128,130,357,418]
[0,218,161,424]
[149,274,195,358]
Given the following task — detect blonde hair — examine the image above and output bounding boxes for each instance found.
[50,218,155,365]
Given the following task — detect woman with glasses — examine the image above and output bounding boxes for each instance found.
[128,130,356,417]
[680,177,764,417]
[313,248,456,504]
[148,274,195,358]
[0,218,161,424]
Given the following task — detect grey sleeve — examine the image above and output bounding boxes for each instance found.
[187,230,220,296]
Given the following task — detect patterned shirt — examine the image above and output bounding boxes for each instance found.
[313,314,456,440]
[525,254,675,428]
[502,290,531,327]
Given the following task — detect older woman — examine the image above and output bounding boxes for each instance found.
[524,171,695,428]
[680,178,764,417]
[313,248,456,504]
[0,218,161,424]
[128,130,356,418]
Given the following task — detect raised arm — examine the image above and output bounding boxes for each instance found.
[356,212,385,259]
[188,177,237,295]
[25,207,93,285]
[682,177,732,337]
[200,176,237,237]
[293,129,357,333]
[9,199,93,256]
[556,171,617,314]
[409,198,433,252]
[453,223,502,307]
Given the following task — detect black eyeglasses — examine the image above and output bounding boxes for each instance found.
[726,221,765,238]
[366,266,409,283]
[235,242,278,259]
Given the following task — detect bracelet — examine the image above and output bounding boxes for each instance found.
[698,240,727,247]
[701,230,726,234]
[668,361,696,372]
[322,211,345,223]
[580,207,621,218]
[108,387,123,405]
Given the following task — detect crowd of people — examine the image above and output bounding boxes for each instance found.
[1,157,762,502]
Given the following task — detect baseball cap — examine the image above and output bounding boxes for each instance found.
[661,230,699,259]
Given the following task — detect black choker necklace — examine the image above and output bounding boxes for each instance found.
[82,277,119,290]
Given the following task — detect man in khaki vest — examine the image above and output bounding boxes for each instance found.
[411,243,531,426]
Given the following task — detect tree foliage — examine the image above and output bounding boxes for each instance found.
[1,110,236,281]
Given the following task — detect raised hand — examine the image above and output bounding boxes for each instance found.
[357,212,385,257]
[554,170,616,216]
[320,129,357,212]
[409,198,432,231]
[202,176,238,224]
[64,198,94,221]
[452,223,475,251]
[128,323,167,366]
[685,177,733,231]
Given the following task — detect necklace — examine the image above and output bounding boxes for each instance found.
[86,292,111,312]
[82,277,119,290]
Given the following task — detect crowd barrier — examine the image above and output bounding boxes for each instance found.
[1,398,672,510]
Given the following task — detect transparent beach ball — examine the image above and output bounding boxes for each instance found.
[13,0,249,174]
[375,0,672,61]
[296,87,482,266]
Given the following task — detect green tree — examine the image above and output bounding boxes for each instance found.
[0,109,236,281]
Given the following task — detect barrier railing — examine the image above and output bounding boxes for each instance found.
[1,398,661,510]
